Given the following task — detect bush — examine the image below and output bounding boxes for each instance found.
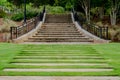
[0,18,18,32]
[50,6,65,14]
[65,2,72,11]
[11,12,24,21]
[0,9,6,18]
[45,5,65,14]
[26,11,38,19]
[11,10,39,21]
[78,12,86,25]
[110,26,120,42]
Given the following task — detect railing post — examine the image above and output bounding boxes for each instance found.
[99,27,102,38]
[10,27,13,40]
[106,27,109,39]
[93,25,95,34]
[74,12,78,21]
[15,27,18,38]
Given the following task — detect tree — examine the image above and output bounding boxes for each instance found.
[79,0,90,23]
[109,0,120,25]
[91,0,107,19]
[7,0,23,7]
[54,0,59,6]
[0,0,7,6]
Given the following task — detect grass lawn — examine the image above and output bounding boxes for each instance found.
[0,43,23,73]
[0,43,120,76]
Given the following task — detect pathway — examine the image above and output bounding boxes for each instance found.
[0,76,120,80]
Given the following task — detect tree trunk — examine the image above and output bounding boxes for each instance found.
[99,7,104,19]
[110,10,117,26]
[85,7,90,23]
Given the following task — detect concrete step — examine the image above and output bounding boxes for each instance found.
[41,25,75,28]
[26,39,93,42]
[32,35,85,37]
[43,23,74,25]
[40,28,77,30]
[38,31,80,33]
[28,37,89,39]
[36,33,83,35]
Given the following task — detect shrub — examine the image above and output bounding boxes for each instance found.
[0,9,6,18]
[11,10,39,21]
[78,12,86,25]
[26,10,38,19]
[96,21,103,27]
[50,6,65,14]
[65,2,72,11]
[0,18,18,32]
[11,12,24,21]
[43,5,65,14]
[45,5,53,13]
[110,26,120,42]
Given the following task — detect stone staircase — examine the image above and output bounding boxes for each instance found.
[25,14,93,43]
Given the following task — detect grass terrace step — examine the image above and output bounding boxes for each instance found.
[6,64,113,69]
[14,56,103,59]
[2,44,118,76]
[4,68,113,72]
[10,59,107,63]
[18,53,101,56]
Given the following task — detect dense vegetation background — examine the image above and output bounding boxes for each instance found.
[0,0,120,42]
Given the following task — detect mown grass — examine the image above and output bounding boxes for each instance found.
[6,64,112,69]
[0,43,120,76]
[0,43,23,75]
[92,43,120,76]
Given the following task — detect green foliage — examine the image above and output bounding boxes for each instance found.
[91,7,99,15]
[45,5,65,14]
[0,9,6,18]
[65,1,72,11]
[11,4,40,21]
[50,6,65,14]
[0,0,7,6]
[26,11,38,19]
[54,0,59,6]
[11,11,39,21]
[11,12,24,21]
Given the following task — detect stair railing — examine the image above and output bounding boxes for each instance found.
[72,8,109,40]
[10,7,45,40]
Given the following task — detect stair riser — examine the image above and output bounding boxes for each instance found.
[32,36,85,37]
[38,32,80,33]
[26,40,93,42]
[36,33,83,35]
[28,38,92,42]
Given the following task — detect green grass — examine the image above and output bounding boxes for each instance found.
[0,43,120,76]
[92,43,120,76]
[0,43,23,71]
